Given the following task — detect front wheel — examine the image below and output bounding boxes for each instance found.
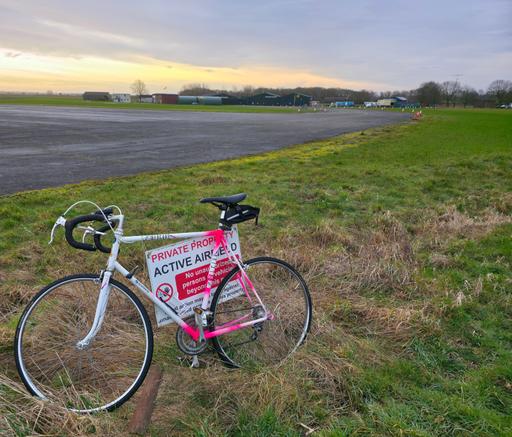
[210,257,312,368]
[14,274,153,413]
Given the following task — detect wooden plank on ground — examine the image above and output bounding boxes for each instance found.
[128,365,163,435]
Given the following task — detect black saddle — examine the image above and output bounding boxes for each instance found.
[200,193,247,206]
[200,193,259,226]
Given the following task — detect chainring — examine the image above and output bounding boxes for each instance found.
[176,317,208,355]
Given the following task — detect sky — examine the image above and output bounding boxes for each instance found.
[0,0,511,93]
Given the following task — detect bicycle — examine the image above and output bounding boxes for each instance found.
[14,193,312,413]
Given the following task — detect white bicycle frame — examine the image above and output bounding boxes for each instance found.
[77,213,270,349]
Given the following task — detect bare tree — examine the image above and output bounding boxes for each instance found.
[379,90,393,98]
[416,81,442,106]
[441,81,461,107]
[240,85,255,97]
[180,83,213,96]
[131,79,148,102]
[459,85,479,108]
[487,80,512,106]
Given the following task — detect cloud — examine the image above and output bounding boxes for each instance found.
[0,0,510,91]
[0,49,388,93]
[38,19,144,48]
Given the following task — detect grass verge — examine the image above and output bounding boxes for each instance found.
[0,108,511,435]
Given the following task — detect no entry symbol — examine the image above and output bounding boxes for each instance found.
[156,283,174,302]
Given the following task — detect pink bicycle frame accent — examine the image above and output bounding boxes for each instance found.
[181,229,265,342]
[115,225,269,343]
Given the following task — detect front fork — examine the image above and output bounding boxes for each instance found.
[76,227,123,349]
[76,271,112,350]
[75,230,122,350]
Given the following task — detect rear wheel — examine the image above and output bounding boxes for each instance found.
[210,257,312,368]
[14,274,153,413]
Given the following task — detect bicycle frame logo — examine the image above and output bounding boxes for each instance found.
[77,219,269,349]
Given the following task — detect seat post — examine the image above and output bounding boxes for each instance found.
[218,208,232,230]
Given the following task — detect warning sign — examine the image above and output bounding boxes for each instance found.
[145,227,243,326]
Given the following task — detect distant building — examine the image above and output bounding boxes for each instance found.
[364,101,378,107]
[150,91,311,107]
[243,92,281,106]
[377,96,408,107]
[391,96,408,107]
[377,98,396,107]
[138,95,153,103]
[335,101,355,107]
[197,96,222,105]
[153,93,179,104]
[278,93,312,106]
[111,93,131,103]
[393,97,421,108]
[178,95,199,104]
[173,95,223,105]
[83,91,111,101]
[239,92,309,106]
[212,93,241,105]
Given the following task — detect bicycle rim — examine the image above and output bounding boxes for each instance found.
[211,257,312,368]
[15,275,153,412]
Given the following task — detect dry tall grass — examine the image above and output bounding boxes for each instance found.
[0,375,112,436]
[143,206,507,435]
[1,205,509,435]
[419,205,512,248]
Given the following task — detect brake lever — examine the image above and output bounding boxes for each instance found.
[48,216,67,245]
[78,225,107,243]
[80,226,97,243]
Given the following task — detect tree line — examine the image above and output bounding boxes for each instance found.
[179,80,512,107]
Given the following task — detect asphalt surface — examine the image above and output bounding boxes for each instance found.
[0,105,409,195]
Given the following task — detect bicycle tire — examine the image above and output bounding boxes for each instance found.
[14,274,153,413]
[210,257,312,368]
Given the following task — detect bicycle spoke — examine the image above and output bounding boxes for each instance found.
[16,276,152,412]
[212,258,311,368]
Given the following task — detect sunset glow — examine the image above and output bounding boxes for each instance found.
[0,0,510,93]
[0,49,387,93]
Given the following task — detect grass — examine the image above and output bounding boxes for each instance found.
[0,95,304,113]
[0,108,511,435]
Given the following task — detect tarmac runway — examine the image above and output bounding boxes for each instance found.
[0,105,409,195]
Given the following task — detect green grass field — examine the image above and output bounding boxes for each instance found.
[0,95,303,113]
[1,108,511,436]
